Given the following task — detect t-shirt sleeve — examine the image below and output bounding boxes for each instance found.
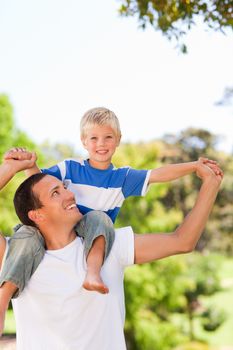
[122,168,151,198]
[114,227,134,267]
[41,161,66,181]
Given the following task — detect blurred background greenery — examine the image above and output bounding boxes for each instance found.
[1,93,232,349]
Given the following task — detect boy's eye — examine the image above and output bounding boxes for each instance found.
[90,137,97,140]
[106,135,113,139]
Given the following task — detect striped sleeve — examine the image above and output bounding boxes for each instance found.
[122,168,151,198]
[41,161,66,181]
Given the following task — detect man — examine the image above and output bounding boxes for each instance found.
[0,154,223,349]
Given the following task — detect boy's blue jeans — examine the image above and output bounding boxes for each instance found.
[0,211,115,298]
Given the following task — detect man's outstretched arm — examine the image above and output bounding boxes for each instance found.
[134,163,223,264]
[0,152,39,336]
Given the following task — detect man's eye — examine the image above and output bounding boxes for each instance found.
[52,191,59,196]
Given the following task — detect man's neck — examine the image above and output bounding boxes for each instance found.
[40,226,77,250]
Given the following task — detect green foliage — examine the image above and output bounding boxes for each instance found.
[201,307,226,332]
[118,0,233,51]
[40,140,80,166]
[125,258,189,349]
[0,95,42,234]
[0,94,14,158]
[160,128,233,254]
[124,254,225,348]
[114,142,183,232]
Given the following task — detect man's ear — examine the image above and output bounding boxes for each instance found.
[28,209,44,225]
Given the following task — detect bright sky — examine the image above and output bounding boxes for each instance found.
[0,0,232,154]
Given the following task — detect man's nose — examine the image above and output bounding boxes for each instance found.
[65,188,75,201]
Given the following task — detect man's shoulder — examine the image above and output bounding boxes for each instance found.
[111,227,134,267]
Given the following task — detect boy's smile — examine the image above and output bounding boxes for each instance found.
[82,124,120,169]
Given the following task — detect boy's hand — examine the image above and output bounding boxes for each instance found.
[196,157,223,177]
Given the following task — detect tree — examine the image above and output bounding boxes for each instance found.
[124,254,225,349]
[0,94,14,159]
[118,0,233,52]
[160,128,233,254]
[0,94,41,234]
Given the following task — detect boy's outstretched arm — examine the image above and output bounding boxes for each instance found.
[148,157,222,184]
[3,148,40,177]
[134,163,223,264]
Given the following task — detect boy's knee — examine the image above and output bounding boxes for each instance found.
[85,211,113,227]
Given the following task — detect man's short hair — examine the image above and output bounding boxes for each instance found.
[13,173,47,227]
[80,107,121,139]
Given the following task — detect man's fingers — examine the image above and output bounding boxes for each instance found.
[199,157,217,165]
[205,163,223,176]
[30,152,37,163]
[4,150,32,161]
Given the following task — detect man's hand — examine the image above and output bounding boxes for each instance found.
[196,157,223,178]
[3,148,37,173]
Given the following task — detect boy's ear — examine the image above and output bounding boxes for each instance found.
[28,209,44,225]
[117,135,121,146]
[81,137,87,148]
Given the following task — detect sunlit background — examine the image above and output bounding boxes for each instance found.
[0,0,232,153]
[0,1,233,349]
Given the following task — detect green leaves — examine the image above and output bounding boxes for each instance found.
[118,0,233,51]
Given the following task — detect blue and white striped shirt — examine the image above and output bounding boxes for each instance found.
[42,159,151,222]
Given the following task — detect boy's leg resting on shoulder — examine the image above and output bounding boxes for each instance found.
[75,210,115,294]
[83,235,109,294]
[0,225,45,299]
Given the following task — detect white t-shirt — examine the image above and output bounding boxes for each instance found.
[12,227,134,350]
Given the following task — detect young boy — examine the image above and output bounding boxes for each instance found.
[0,107,220,336]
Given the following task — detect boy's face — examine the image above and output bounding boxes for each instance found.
[82,124,120,169]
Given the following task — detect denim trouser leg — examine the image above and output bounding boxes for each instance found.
[75,211,115,260]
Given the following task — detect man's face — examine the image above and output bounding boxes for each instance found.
[32,175,82,227]
[82,124,120,169]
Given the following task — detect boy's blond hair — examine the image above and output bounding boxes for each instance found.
[80,107,121,139]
